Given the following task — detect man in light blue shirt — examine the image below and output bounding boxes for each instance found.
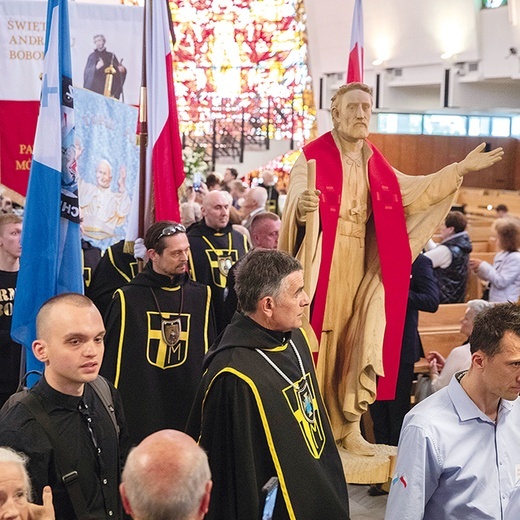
[386,303,520,520]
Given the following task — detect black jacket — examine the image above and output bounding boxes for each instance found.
[187,313,350,520]
[187,221,249,333]
[0,376,130,519]
[435,232,472,303]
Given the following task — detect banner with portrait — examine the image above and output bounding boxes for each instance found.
[0,0,143,199]
[75,87,139,251]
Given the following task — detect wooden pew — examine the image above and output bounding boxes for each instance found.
[466,225,492,243]
[456,187,520,218]
[472,241,493,252]
[465,270,484,301]
[467,216,495,227]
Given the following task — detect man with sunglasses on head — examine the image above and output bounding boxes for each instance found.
[101,220,216,444]
[187,190,249,333]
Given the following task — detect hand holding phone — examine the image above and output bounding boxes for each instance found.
[193,172,202,192]
[262,476,279,520]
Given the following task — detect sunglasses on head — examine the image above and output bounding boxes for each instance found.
[155,224,186,245]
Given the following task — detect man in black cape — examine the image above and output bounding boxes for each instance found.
[187,249,350,519]
[102,221,216,444]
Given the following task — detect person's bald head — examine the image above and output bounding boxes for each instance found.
[201,190,230,230]
[33,293,105,396]
[120,430,212,520]
[250,212,280,249]
[36,293,97,341]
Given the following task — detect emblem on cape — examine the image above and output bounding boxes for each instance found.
[218,256,233,277]
[161,318,181,347]
[283,374,325,458]
[297,380,315,424]
[147,312,189,369]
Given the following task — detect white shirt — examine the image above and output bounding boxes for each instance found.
[505,484,520,520]
[424,232,470,269]
[430,343,471,392]
[424,240,452,269]
[385,374,520,520]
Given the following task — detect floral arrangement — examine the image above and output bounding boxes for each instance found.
[182,146,210,185]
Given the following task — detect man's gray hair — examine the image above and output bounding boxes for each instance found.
[0,447,32,500]
[235,249,302,314]
[122,441,211,520]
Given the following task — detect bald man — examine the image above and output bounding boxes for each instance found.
[221,213,282,328]
[0,293,130,519]
[121,430,212,520]
[188,191,249,333]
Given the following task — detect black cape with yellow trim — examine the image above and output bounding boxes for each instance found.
[186,312,350,520]
[86,239,138,318]
[187,221,249,333]
[101,264,216,444]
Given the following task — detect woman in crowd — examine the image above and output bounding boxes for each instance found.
[0,446,54,519]
[426,299,491,392]
[469,217,520,302]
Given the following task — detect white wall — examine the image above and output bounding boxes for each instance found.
[305,0,520,132]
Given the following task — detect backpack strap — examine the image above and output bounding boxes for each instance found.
[20,392,92,520]
[15,370,43,392]
[88,376,119,438]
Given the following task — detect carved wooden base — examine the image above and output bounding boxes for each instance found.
[338,444,397,484]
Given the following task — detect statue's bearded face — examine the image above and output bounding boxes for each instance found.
[332,89,372,141]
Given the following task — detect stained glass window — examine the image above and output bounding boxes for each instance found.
[123,0,315,147]
[169,0,315,146]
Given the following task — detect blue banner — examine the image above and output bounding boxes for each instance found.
[12,0,84,382]
[75,88,139,251]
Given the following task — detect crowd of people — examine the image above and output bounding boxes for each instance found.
[0,83,519,520]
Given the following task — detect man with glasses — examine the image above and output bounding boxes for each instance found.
[102,220,216,444]
[187,191,249,333]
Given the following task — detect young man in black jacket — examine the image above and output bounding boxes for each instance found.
[0,293,130,519]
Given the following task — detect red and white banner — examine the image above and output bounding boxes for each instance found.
[147,0,185,222]
[126,0,185,240]
[346,0,364,83]
[0,0,143,197]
